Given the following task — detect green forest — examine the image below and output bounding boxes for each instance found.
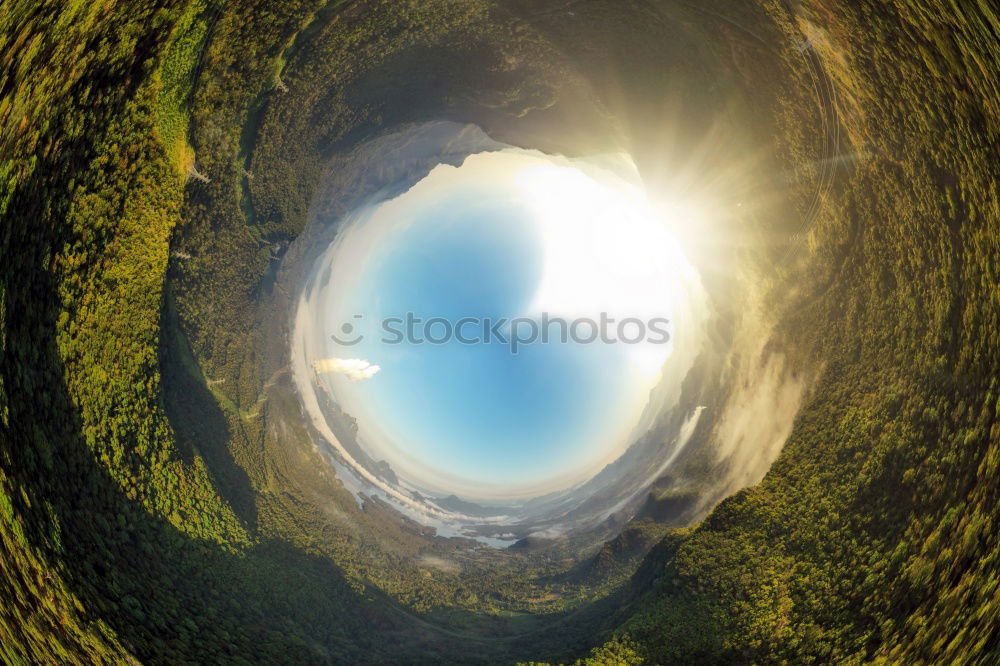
[0,0,997,663]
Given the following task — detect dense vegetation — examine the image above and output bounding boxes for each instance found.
[573,2,1000,663]
[1,0,997,664]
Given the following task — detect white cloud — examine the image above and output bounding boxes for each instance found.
[313,358,381,381]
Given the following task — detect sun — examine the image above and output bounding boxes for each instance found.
[515,160,704,381]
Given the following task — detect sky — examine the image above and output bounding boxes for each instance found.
[338,191,636,488]
[295,149,709,500]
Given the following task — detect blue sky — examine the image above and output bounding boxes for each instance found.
[341,191,635,488]
[299,150,707,500]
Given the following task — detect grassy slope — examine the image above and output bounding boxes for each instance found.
[1,0,996,663]
[574,1,1000,663]
[0,1,373,662]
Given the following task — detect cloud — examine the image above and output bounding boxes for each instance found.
[415,554,461,574]
[313,358,381,381]
[694,293,814,516]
